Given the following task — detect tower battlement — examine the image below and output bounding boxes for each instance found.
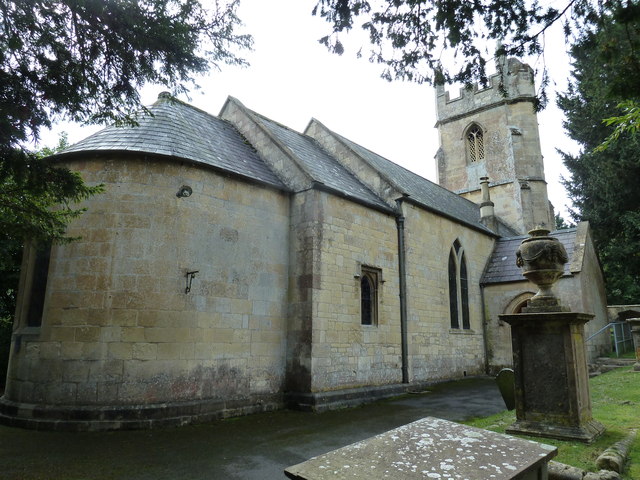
[436,58,535,126]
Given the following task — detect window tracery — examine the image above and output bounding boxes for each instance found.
[466,124,485,163]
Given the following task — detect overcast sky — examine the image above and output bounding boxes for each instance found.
[49,0,578,218]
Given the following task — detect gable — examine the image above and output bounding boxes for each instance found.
[306,120,495,236]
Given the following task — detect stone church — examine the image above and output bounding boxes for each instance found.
[1,58,610,430]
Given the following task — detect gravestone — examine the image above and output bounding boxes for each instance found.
[284,417,557,480]
[496,368,516,410]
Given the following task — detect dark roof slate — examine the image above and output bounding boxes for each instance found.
[482,229,578,285]
[252,114,391,211]
[59,95,286,189]
[326,130,494,234]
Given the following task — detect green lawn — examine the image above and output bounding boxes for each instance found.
[464,367,639,479]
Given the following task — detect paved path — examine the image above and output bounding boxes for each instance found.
[0,377,505,480]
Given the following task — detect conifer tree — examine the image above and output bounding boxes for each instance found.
[557,9,640,303]
[1,0,251,249]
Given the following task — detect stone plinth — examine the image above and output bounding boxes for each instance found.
[500,312,605,443]
[628,318,640,371]
[284,416,557,480]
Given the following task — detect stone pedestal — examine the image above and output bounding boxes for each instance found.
[499,311,605,443]
[628,318,640,371]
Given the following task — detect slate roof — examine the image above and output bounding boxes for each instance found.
[482,229,578,285]
[56,93,515,234]
[325,129,495,235]
[251,113,391,211]
[58,94,286,189]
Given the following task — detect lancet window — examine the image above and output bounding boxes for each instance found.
[448,240,470,330]
[360,266,380,326]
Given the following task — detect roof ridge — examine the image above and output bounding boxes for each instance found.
[222,97,316,188]
[152,92,221,121]
[326,124,485,210]
[235,104,390,210]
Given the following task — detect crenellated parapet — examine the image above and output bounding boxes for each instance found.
[435,58,535,127]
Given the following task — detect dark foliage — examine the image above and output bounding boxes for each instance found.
[558,7,640,303]
[1,0,251,249]
[313,0,636,110]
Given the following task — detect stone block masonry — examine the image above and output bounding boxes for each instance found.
[2,155,291,429]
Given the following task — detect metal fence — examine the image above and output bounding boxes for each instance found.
[587,321,634,357]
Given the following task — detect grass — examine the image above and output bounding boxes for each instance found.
[464,367,640,479]
[608,350,636,359]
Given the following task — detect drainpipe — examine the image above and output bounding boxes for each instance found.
[480,284,491,374]
[395,198,409,384]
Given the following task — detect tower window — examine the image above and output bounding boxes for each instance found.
[466,125,485,163]
[448,240,470,330]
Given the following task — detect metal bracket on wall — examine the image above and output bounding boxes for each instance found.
[185,270,199,294]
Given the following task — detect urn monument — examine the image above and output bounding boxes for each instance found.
[500,227,605,443]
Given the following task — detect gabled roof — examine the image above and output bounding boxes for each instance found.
[58,93,286,189]
[482,229,578,285]
[55,93,513,235]
[314,126,495,235]
[243,110,392,212]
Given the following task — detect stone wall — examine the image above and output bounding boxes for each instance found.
[402,203,495,381]
[307,193,402,391]
[482,282,534,373]
[571,224,610,359]
[4,155,290,420]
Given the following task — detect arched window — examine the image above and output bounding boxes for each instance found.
[448,240,471,330]
[360,267,380,326]
[448,251,459,329]
[466,124,485,163]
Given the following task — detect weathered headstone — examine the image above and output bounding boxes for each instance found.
[496,368,516,410]
[284,416,557,480]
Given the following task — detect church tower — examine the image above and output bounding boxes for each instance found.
[434,57,553,234]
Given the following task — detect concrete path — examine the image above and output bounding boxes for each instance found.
[0,377,505,480]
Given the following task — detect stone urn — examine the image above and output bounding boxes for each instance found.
[516,227,569,311]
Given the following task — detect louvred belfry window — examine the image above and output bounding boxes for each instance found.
[467,125,485,163]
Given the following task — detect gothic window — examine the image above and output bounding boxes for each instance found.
[466,124,485,163]
[448,251,459,329]
[448,240,471,330]
[360,266,380,326]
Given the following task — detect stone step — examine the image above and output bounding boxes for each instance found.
[589,357,636,377]
[594,357,635,366]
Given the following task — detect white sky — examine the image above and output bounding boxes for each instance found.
[47,0,579,219]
